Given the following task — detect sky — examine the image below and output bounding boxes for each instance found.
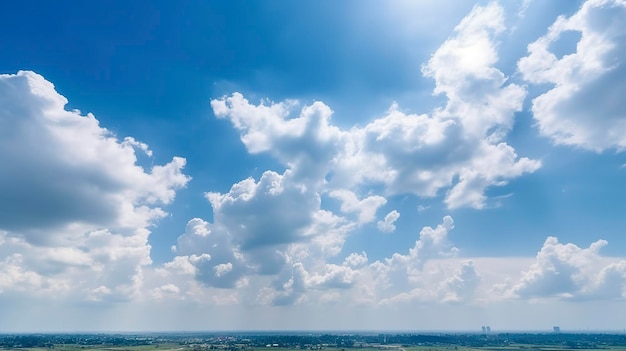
[1,0,626,333]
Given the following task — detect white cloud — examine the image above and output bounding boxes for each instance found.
[343,252,368,268]
[406,215,458,267]
[122,137,153,157]
[444,141,539,209]
[0,71,189,240]
[165,2,541,306]
[162,255,199,276]
[0,254,57,295]
[205,170,355,267]
[211,3,539,211]
[417,205,430,212]
[3,0,626,330]
[0,227,153,303]
[518,0,626,151]
[376,259,481,305]
[594,261,626,299]
[151,283,181,300]
[422,2,520,139]
[0,71,189,302]
[518,0,534,18]
[173,218,247,288]
[367,216,460,301]
[171,170,355,290]
[307,263,360,290]
[260,262,309,306]
[377,210,401,233]
[206,171,321,251]
[330,190,387,224]
[169,215,468,307]
[214,262,233,277]
[441,260,481,303]
[249,217,467,307]
[211,95,346,185]
[507,236,626,300]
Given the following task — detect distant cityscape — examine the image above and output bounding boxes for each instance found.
[1,331,625,350]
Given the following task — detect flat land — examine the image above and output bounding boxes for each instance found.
[7,345,626,351]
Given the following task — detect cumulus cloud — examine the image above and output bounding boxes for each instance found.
[507,237,626,300]
[151,283,181,300]
[441,261,481,303]
[206,171,320,251]
[0,71,189,301]
[252,217,470,307]
[0,254,60,295]
[211,95,346,185]
[166,2,541,305]
[211,3,539,211]
[330,190,387,224]
[206,169,355,264]
[368,216,459,298]
[171,214,470,307]
[377,260,481,305]
[171,170,355,290]
[256,255,362,306]
[4,0,626,328]
[307,263,360,290]
[387,215,456,268]
[0,2,575,315]
[343,252,368,268]
[259,263,309,306]
[0,226,154,303]
[377,210,401,233]
[0,71,189,240]
[594,261,626,299]
[518,0,626,151]
[173,218,247,288]
[422,2,521,139]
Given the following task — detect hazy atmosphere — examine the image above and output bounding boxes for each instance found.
[1,0,626,332]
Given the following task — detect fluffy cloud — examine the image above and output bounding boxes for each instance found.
[364,217,486,306]
[4,0,626,331]
[0,71,189,301]
[171,214,472,307]
[307,263,360,290]
[372,216,458,287]
[168,2,540,305]
[507,237,626,300]
[171,170,355,290]
[265,262,309,306]
[172,218,247,289]
[255,217,466,307]
[401,215,458,269]
[206,171,320,252]
[441,261,481,303]
[0,226,154,303]
[330,190,387,224]
[343,252,368,268]
[211,3,539,211]
[519,0,626,151]
[377,210,401,233]
[211,96,346,185]
[0,71,189,240]
[422,2,522,139]
[594,261,626,299]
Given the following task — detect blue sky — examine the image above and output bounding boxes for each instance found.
[1,0,626,332]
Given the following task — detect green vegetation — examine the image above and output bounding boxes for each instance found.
[1,333,625,351]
